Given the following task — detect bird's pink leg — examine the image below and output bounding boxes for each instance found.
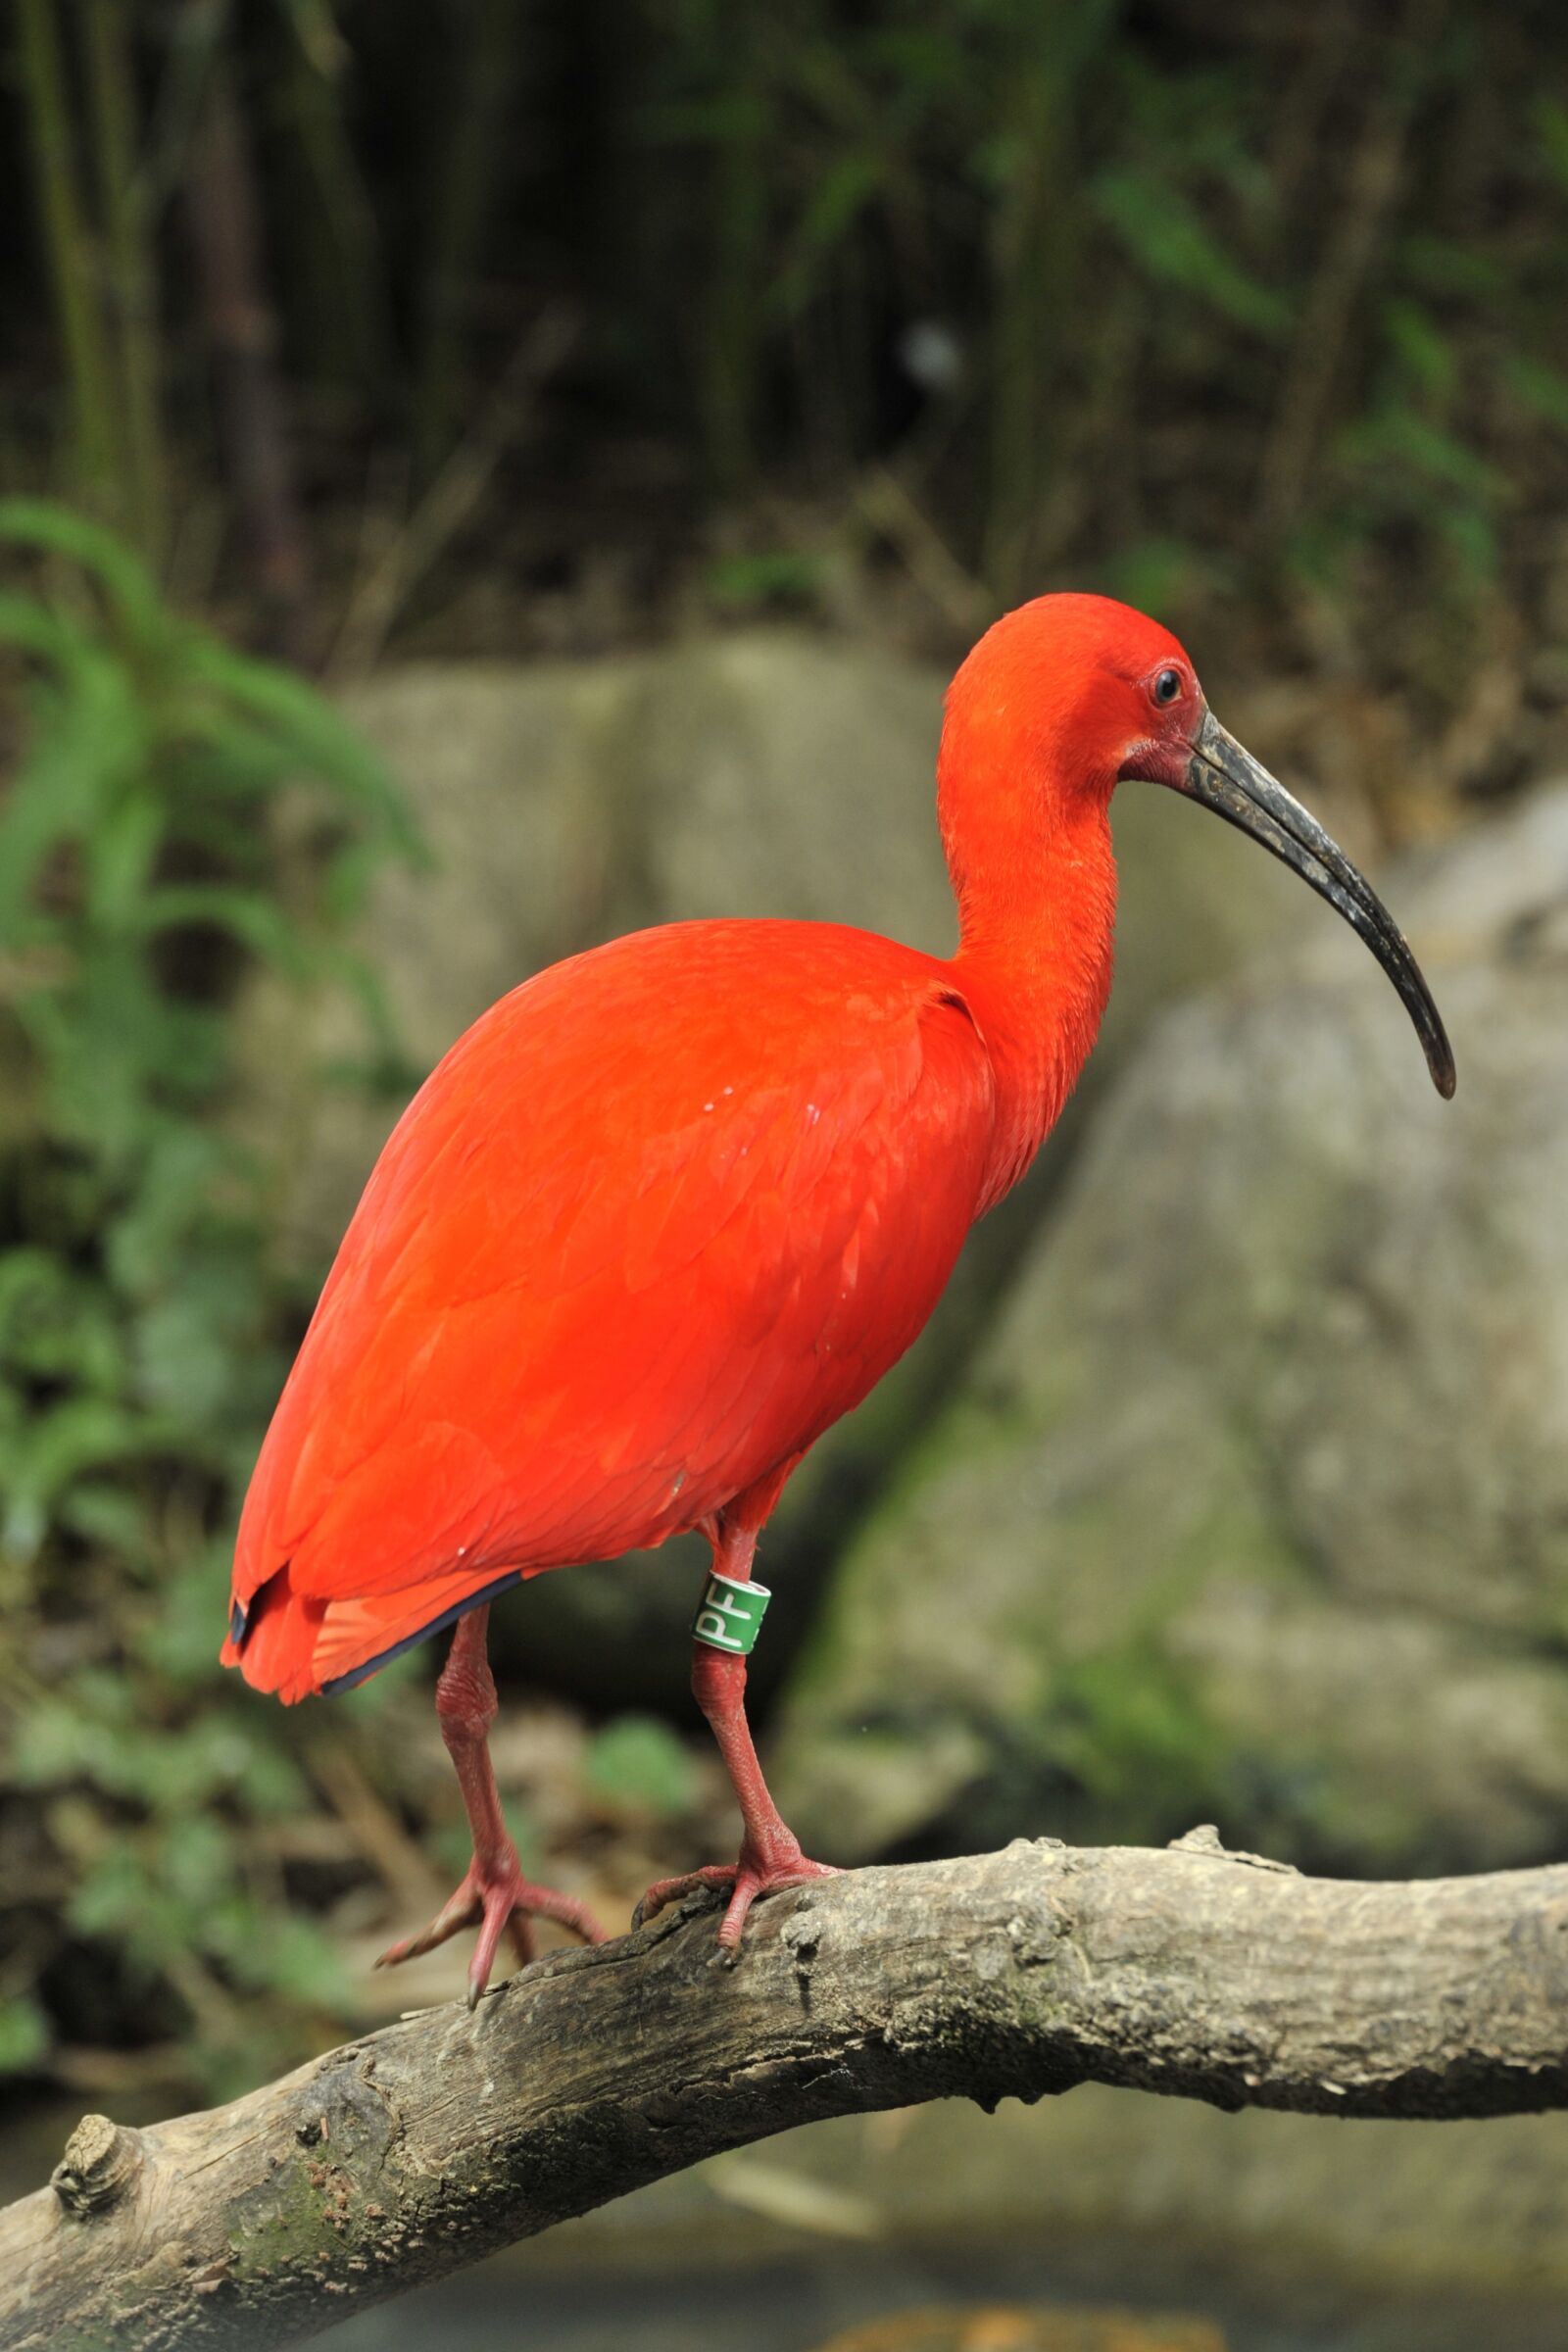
[635,1532,838,1956]
[375,1604,606,2006]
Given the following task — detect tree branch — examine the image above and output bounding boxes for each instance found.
[6,1836,1567,2351]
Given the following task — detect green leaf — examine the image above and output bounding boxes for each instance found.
[178,638,421,855]
[224,1912,353,2008]
[1500,352,1568,437]
[1094,169,1290,338]
[1382,299,1456,405]
[129,884,315,976]
[2,1396,165,1558]
[0,655,147,940]
[706,550,825,610]
[0,1994,51,2075]
[769,153,883,319]
[0,498,170,649]
[1533,96,1568,195]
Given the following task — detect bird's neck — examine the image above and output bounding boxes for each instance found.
[942,775,1117,1215]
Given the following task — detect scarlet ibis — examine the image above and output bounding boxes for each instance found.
[223,595,1453,2001]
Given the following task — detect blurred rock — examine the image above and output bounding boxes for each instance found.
[237,634,1307,1706]
[771,784,1568,1873]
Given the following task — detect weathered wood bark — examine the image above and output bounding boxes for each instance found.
[6,1836,1568,2351]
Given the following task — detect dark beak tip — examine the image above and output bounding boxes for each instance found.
[1184,712,1457,1113]
[1424,1012,1457,1102]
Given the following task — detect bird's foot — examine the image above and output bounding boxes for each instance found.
[375,1848,607,2008]
[633,1836,839,1960]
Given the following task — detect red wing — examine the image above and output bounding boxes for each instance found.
[227,922,992,1693]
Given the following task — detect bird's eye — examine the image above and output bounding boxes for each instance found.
[1152,667,1183,708]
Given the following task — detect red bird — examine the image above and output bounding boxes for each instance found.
[224,595,1452,2001]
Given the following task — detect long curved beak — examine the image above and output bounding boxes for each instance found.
[1172,709,1455,1100]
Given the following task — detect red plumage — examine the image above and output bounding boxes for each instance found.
[226,922,993,1699]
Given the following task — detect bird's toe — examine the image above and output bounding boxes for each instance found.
[377,1857,607,2000]
[633,1854,839,1947]
[714,1855,840,1954]
[374,1875,482,1969]
[632,1863,739,1931]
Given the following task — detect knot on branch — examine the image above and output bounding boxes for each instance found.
[51,2113,144,2218]
[1167,1823,1299,1874]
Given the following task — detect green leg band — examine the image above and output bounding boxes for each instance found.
[692,1570,771,1656]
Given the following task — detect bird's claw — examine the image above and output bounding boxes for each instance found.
[634,1853,839,1954]
[375,1854,607,2007]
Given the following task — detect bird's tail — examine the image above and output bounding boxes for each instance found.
[221,1556,524,1701]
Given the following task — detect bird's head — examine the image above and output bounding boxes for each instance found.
[942,593,1455,1100]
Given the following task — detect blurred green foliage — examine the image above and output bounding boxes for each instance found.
[0,501,413,2092]
[5,2,1568,715]
[630,0,1568,646]
[585,1714,698,1821]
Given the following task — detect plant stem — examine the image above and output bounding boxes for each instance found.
[16,0,121,504]
[277,2,389,402]
[82,0,168,561]
[702,26,769,496]
[183,14,314,660]
[1254,0,1444,542]
[982,2,1124,602]
[415,0,519,481]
